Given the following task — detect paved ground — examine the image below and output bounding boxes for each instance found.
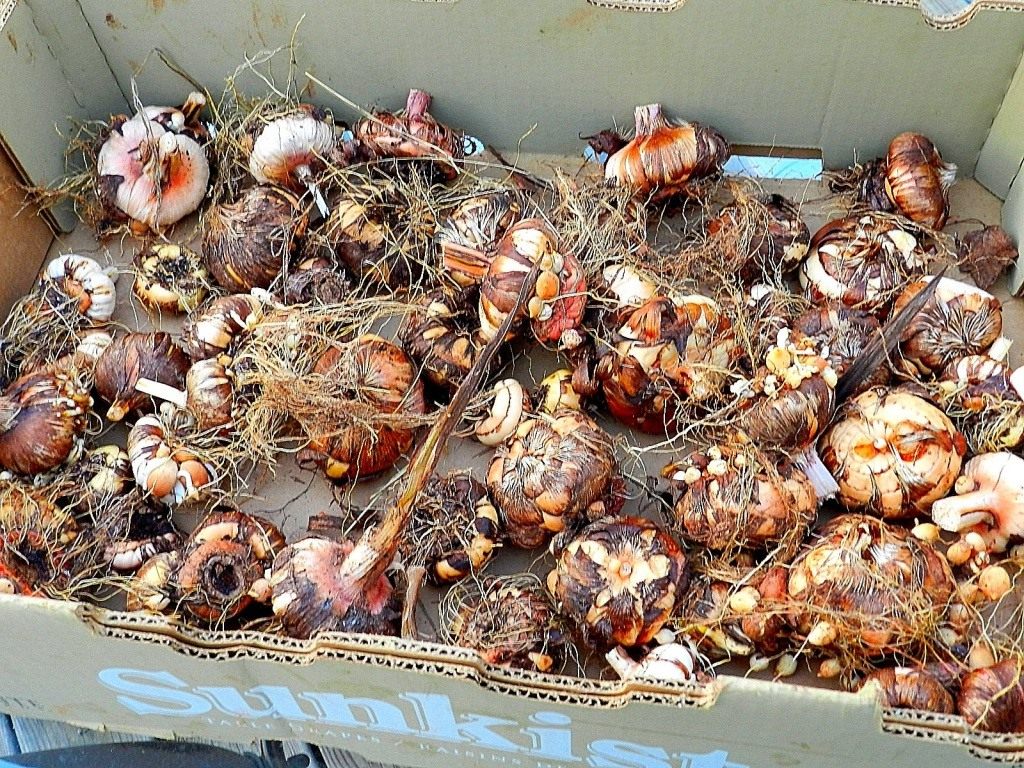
[0,716,395,767]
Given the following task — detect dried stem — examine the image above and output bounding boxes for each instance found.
[335,260,541,600]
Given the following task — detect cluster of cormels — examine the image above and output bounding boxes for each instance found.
[4,86,1024,735]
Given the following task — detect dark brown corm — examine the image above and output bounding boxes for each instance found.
[792,305,885,385]
[95,332,191,421]
[488,409,620,549]
[405,471,502,584]
[800,214,928,317]
[884,133,956,230]
[0,371,91,475]
[181,294,265,361]
[203,185,308,293]
[400,291,483,394]
[279,257,350,305]
[892,277,1002,378]
[548,516,688,650]
[706,192,809,281]
[860,667,954,714]
[666,441,817,551]
[958,659,1024,733]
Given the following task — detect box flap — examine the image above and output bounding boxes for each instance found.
[0,2,119,231]
[977,45,1024,198]
[22,0,1021,177]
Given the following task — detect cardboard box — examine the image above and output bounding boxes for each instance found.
[2,1,1024,766]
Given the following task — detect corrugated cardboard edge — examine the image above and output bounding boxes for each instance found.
[84,606,719,710]
[72,603,1024,762]
[581,0,1024,26]
[585,0,688,12]
[0,0,15,30]
[918,0,1024,29]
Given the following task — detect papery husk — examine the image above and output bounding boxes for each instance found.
[858,666,955,714]
[603,103,729,200]
[353,88,465,180]
[892,278,1003,378]
[0,368,94,476]
[958,226,1018,291]
[435,188,523,289]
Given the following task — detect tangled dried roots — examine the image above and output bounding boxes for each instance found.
[788,516,957,670]
[651,179,776,288]
[959,560,1024,663]
[314,165,501,299]
[440,573,566,672]
[0,285,98,383]
[937,389,1024,454]
[230,301,430,466]
[549,169,648,282]
[0,479,116,599]
[207,50,313,207]
[23,119,123,235]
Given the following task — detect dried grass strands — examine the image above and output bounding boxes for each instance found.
[22,118,114,233]
[205,36,319,207]
[310,163,514,300]
[548,169,648,283]
[0,478,122,601]
[229,299,425,467]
